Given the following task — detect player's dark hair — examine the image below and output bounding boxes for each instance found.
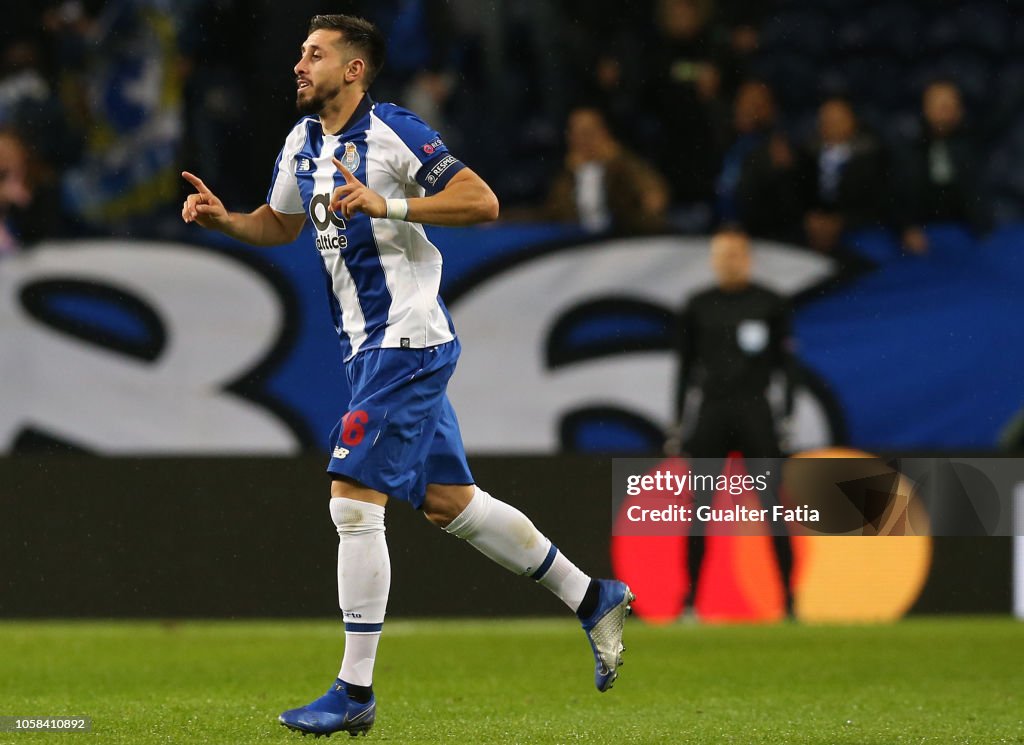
[308,14,386,87]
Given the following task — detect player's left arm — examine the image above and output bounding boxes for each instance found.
[330,159,499,227]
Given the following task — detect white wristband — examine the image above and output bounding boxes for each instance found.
[386,198,409,221]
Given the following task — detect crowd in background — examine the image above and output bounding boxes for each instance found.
[0,0,1019,254]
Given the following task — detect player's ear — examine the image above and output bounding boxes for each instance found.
[345,58,366,83]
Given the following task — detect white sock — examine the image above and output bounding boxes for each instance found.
[444,486,592,611]
[537,550,593,613]
[330,497,389,688]
[338,632,379,689]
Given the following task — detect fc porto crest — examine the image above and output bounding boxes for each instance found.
[339,142,360,173]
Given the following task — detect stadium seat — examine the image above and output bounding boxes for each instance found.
[758,9,831,59]
[990,184,1024,224]
[861,57,915,110]
[1010,16,1024,58]
[834,15,870,56]
[837,54,907,106]
[794,0,864,13]
[877,109,921,152]
[990,60,1024,130]
[923,3,1010,57]
[864,2,923,59]
[780,109,818,146]
[749,53,822,110]
[816,62,852,100]
[988,132,1024,196]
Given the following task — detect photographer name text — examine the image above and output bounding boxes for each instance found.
[625,504,820,524]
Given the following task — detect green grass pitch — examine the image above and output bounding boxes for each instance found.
[0,618,1021,744]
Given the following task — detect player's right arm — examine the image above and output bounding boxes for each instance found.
[181,171,306,247]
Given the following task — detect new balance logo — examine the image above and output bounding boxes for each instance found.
[297,157,311,172]
[333,446,350,459]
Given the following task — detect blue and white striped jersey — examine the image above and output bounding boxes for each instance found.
[267,95,465,361]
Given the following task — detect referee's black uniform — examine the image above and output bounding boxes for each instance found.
[673,281,797,615]
[675,283,793,457]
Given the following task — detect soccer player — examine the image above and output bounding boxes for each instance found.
[181,14,633,738]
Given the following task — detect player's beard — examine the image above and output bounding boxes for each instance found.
[296,81,342,116]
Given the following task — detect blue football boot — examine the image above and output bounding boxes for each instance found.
[279,679,375,738]
[579,579,635,692]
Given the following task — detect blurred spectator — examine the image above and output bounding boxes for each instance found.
[58,1,187,230]
[0,41,50,124]
[647,0,730,209]
[563,0,653,143]
[369,0,457,136]
[711,0,767,94]
[179,0,270,210]
[716,0,765,61]
[2,2,1023,232]
[0,129,38,254]
[0,37,81,170]
[736,135,804,244]
[545,107,669,235]
[726,81,805,243]
[895,81,985,255]
[801,97,886,252]
[715,80,777,225]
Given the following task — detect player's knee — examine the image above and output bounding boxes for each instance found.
[329,478,388,536]
[422,498,458,528]
[422,484,474,528]
[330,476,388,505]
[422,506,450,528]
[330,495,385,537]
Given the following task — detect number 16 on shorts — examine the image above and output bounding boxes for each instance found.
[332,409,368,459]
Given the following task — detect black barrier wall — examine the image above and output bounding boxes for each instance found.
[0,456,612,618]
[0,456,1011,617]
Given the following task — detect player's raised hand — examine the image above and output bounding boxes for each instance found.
[330,158,386,219]
[181,171,228,229]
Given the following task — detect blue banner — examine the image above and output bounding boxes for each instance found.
[1,223,1020,454]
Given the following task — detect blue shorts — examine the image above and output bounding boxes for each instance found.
[326,339,474,508]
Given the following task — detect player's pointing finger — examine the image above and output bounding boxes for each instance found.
[181,171,210,194]
[332,158,360,184]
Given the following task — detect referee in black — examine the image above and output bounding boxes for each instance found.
[666,228,797,618]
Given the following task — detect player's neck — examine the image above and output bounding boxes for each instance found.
[318,89,367,136]
[719,280,750,293]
